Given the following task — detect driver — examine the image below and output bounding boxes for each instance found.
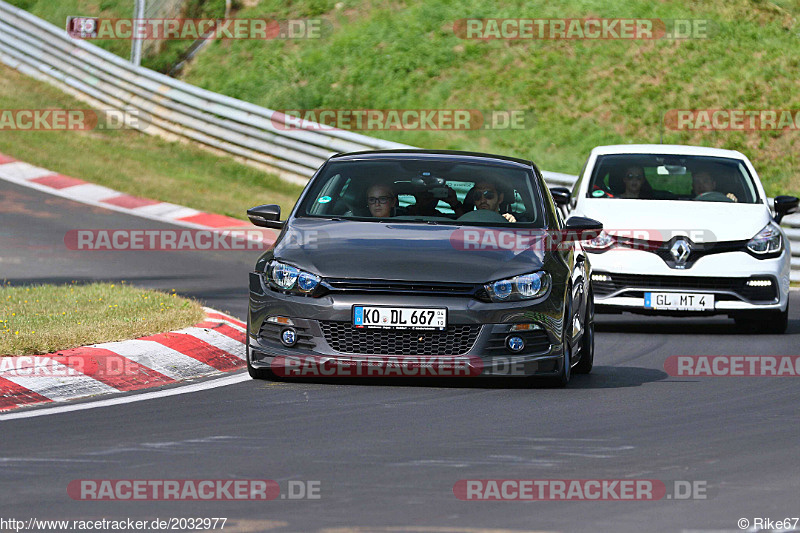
[620,165,646,198]
[473,180,516,222]
[692,171,738,202]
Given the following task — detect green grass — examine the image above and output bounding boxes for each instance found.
[0,63,304,218]
[172,0,800,197]
[0,282,205,356]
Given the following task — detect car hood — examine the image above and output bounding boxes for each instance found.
[273,219,548,283]
[576,200,770,242]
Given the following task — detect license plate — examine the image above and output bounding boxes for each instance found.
[353,306,447,330]
[644,292,714,311]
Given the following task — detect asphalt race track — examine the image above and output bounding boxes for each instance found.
[2,178,799,533]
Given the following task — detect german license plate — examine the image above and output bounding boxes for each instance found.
[353,306,447,330]
[644,292,714,311]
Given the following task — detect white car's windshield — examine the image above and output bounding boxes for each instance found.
[586,154,760,203]
[299,159,545,226]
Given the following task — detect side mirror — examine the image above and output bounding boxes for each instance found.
[550,186,571,206]
[562,216,603,242]
[247,204,284,229]
[774,195,799,224]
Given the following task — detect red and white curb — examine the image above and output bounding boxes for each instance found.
[0,308,247,412]
[0,152,251,230]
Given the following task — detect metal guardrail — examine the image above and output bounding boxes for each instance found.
[0,0,796,280]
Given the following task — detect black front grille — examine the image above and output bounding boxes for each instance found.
[606,236,749,269]
[593,273,778,302]
[320,321,481,355]
[652,240,747,268]
[322,279,490,302]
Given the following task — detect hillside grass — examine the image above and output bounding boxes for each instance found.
[0,63,303,218]
[174,0,800,197]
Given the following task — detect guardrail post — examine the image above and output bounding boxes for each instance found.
[130,0,145,66]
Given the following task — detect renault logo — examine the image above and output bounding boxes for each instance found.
[670,239,691,264]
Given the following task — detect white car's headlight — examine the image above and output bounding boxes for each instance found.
[267,261,321,294]
[583,230,615,252]
[485,271,550,302]
[746,223,783,255]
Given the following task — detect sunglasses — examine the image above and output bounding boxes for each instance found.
[475,189,497,200]
[625,173,643,180]
[367,196,393,205]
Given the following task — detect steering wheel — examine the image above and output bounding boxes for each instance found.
[457,209,509,223]
[695,191,733,202]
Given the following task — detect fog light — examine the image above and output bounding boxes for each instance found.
[506,336,525,353]
[746,279,772,287]
[592,273,611,282]
[281,328,298,347]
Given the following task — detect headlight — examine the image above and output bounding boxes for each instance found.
[485,271,550,302]
[297,271,321,292]
[746,223,782,255]
[266,261,321,295]
[583,230,615,252]
[271,262,299,289]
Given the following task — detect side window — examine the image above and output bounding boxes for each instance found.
[555,199,565,227]
[397,194,415,209]
[308,174,349,215]
[508,190,526,214]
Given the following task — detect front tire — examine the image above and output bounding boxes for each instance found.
[552,289,574,387]
[574,289,594,374]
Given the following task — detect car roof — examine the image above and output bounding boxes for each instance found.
[590,144,747,159]
[329,149,535,169]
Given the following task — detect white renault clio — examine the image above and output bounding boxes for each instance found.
[563,144,798,332]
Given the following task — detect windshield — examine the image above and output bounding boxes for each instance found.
[298,159,544,226]
[586,154,760,203]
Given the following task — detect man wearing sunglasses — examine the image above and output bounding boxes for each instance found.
[473,180,516,223]
[366,183,398,218]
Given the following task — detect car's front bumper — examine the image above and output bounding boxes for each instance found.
[588,249,791,316]
[247,272,571,378]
